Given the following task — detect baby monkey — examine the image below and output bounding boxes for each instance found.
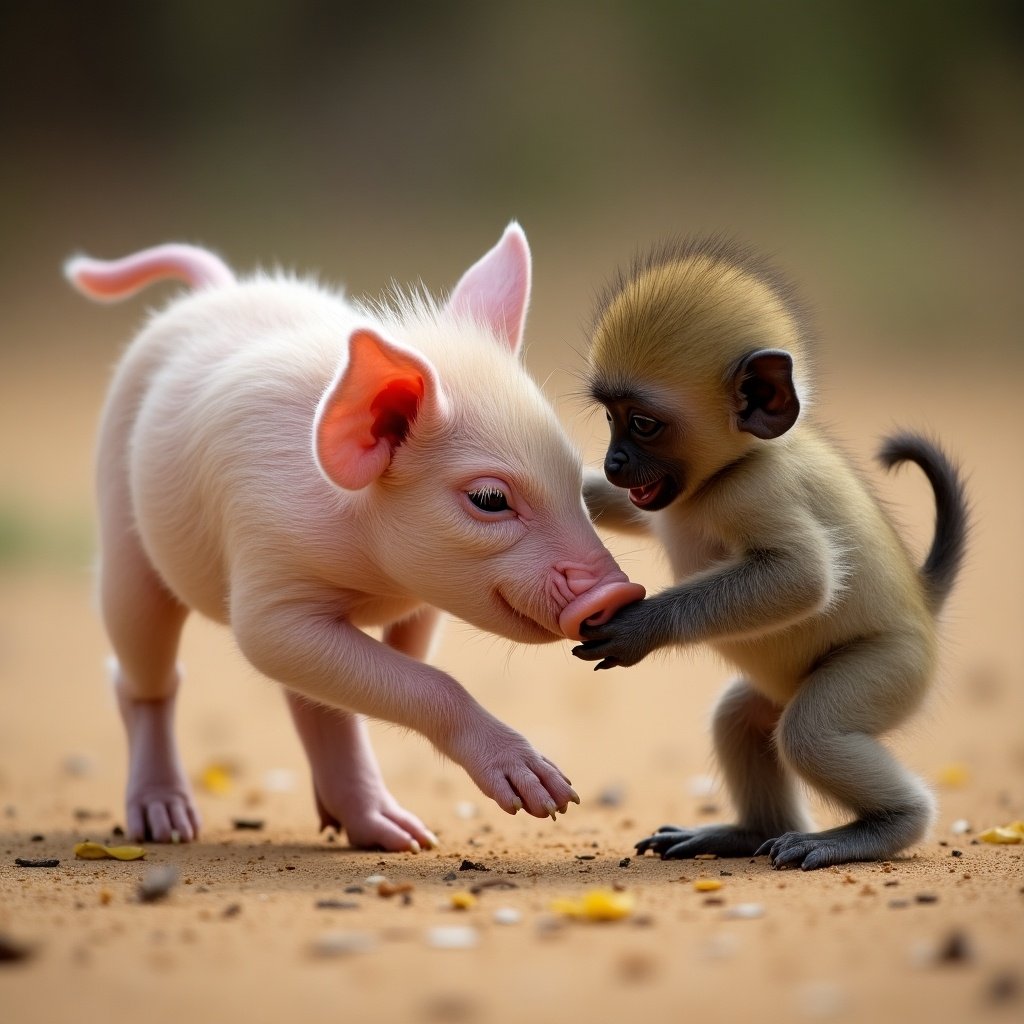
[575,238,968,870]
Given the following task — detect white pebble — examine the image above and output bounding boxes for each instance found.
[724,903,764,919]
[454,801,479,820]
[262,768,297,793]
[950,818,971,835]
[364,874,387,886]
[311,930,375,957]
[426,925,480,950]
[687,774,717,798]
[702,933,740,959]
[796,980,847,1018]
[492,907,521,925]
[63,753,96,778]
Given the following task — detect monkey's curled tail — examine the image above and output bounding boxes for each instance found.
[878,432,969,614]
[64,243,234,302]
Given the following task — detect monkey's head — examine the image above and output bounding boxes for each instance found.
[586,238,811,511]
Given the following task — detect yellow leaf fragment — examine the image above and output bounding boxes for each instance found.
[74,841,146,861]
[551,889,634,921]
[694,879,722,892]
[450,891,477,910]
[200,763,234,795]
[978,820,1024,844]
[936,762,970,788]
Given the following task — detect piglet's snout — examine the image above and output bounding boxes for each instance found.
[557,575,646,641]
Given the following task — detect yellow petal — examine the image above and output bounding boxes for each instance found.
[74,841,146,860]
[978,826,1023,844]
[936,763,970,787]
[694,878,722,892]
[200,764,234,795]
[450,892,477,910]
[74,841,112,859]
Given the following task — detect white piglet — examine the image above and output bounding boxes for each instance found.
[67,224,644,852]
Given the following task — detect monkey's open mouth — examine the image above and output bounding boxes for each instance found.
[628,478,666,508]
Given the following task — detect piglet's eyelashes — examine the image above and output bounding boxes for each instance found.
[461,477,524,522]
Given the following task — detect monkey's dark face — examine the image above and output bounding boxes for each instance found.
[599,398,684,512]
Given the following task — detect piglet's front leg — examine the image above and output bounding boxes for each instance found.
[233,583,580,824]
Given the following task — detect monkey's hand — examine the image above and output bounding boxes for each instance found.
[572,598,667,670]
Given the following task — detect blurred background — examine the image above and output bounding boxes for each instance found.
[3,0,1023,783]
[3,0,1023,520]
[1,3,1023,1018]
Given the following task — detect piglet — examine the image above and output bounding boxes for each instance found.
[67,224,644,851]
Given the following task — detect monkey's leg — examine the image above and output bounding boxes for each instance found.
[286,608,441,852]
[759,640,934,871]
[636,679,811,859]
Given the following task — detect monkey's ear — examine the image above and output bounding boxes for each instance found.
[447,222,531,356]
[733,348,800,439]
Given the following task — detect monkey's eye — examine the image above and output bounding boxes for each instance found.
[629,413,662,438]
[467,486,510,513]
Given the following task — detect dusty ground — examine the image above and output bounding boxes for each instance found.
[1,334,1022,1022]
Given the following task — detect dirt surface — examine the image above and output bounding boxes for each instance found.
[1,343,1022,1023]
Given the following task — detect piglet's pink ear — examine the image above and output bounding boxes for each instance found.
[314,327,440,490]
[447,221,531,355]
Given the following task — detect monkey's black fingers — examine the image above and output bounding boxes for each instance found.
[754,838,776,859]
[595,657,620,671]
[635,829,695,856]
[571,641,611,661]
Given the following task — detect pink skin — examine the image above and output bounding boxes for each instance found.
[72,229,642,851]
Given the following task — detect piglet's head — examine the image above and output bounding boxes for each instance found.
[313,223,643,644]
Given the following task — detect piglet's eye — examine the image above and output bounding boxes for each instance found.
[467,486,510,513]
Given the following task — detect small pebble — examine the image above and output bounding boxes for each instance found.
[454,801,479,820]
[222,904,242,919]
[441,871,458,883]
[364,874,387,886]
[575,854,596,861]
[950,849,963,858]
[935,929,972,964]
[0,934,33,963]
[315,899,359,911]
[459,859,488,872]
[15,858,59,868]
[888,899,909,909]
[63,753,96,778]
[797,980,847,1018]
[915,893,939,905]
[138,866,179,903]
[262,768,296,793]
[232,819,264,830]
[597,784,625,807]
[724,903,763,919]
[426,925,479,950]
[986,970,1021,1005]
[950,818,971,835]
[687,774,717,798]
[343,885,364,894]
[618,857,631,868]
[493,907,521,925]
[311,930,375,957]
[30,835,44,842]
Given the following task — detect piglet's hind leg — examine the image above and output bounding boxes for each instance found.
[286,692,438,852]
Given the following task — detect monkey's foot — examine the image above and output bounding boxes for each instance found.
[635,823,771,859]
[313,779,439,854]
[756,814,924,870]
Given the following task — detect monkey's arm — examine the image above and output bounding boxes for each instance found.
[572,521,836,669]
[582,470,652,535]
